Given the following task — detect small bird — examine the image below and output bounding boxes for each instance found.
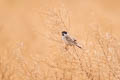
[62,31,82,49]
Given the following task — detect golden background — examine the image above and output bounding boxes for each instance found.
[0,0,120,80]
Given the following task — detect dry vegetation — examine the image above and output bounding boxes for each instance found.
[39,8,120,80]
[0,6,120,80]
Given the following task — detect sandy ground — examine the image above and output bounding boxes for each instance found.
[0,0,120,80]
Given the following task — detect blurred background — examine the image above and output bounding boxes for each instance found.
[0,0,120,80]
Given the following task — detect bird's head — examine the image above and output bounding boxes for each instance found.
[62,31,67,36]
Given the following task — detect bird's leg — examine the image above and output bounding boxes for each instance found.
[65,44,69,51]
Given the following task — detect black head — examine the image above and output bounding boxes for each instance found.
[62,31,67,36]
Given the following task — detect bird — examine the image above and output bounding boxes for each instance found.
[62,31,82,49]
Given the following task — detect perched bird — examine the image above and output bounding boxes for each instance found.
[62,31,82,49]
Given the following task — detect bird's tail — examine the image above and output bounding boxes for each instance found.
[76,44,82,49]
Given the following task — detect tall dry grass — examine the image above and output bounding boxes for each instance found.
[41,8,120,80]
[0,7,120,80]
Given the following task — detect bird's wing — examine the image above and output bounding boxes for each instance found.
[65,35,77,43]
[72,38,77,41]
[65,35,74,42]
